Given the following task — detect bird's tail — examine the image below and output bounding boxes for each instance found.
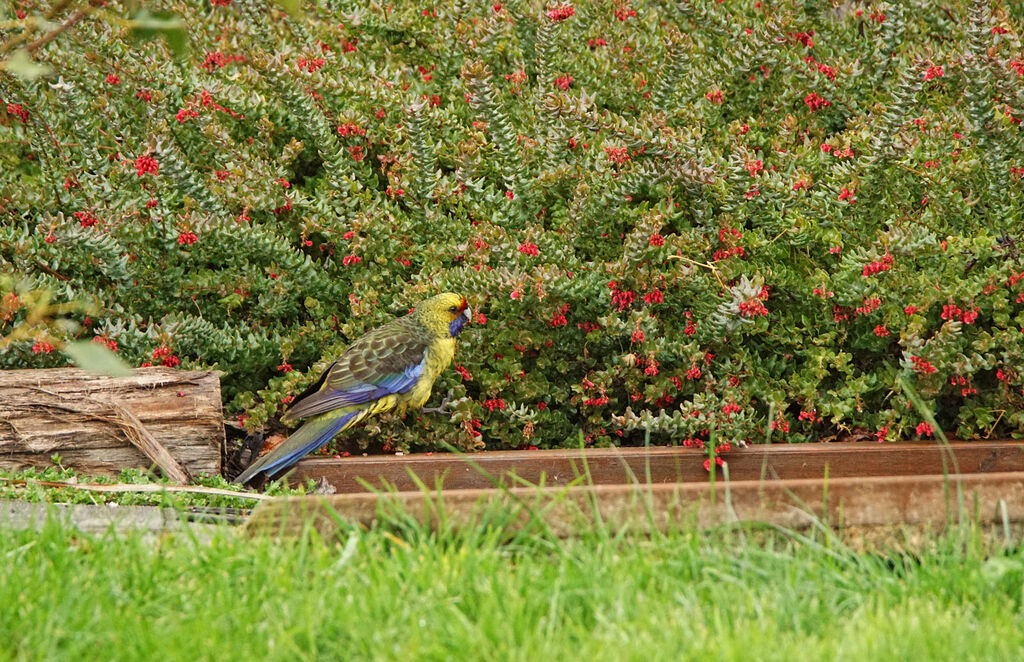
[233,409,363,485]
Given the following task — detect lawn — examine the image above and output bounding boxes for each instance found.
[2,512,1022,661]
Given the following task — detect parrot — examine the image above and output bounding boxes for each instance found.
[233,292,472,485]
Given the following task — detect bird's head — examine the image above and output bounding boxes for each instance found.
[414,292,472,338]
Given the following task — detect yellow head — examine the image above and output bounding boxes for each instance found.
[413,292,472,338]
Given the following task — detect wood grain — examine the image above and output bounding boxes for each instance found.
[246,471,1024,538]
[288,441,1024,493]
[0,368,223,479]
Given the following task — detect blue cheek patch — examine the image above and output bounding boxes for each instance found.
[449,316,469,337]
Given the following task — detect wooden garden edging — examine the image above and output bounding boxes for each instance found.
[237,441,1024,539]
[288,441,1024,493]
[245,471,1024,539]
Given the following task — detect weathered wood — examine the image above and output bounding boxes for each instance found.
[0,368,223,479]
[288,441,1024,493]
[247,472,1024,539]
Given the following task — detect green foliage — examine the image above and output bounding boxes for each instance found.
[2,0,1023,458]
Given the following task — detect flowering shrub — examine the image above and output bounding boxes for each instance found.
[2,0,1023,460]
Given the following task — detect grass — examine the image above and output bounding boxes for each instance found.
[2,507,1023,662]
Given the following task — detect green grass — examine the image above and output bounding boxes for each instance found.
[2,510,1023,662]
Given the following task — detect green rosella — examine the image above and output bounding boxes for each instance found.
[234,293,472,485]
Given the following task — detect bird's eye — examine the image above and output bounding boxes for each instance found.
[448,306,458,312]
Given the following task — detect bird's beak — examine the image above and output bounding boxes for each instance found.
[463,306,473,323]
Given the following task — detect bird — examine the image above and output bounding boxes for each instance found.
[233,292,472,485]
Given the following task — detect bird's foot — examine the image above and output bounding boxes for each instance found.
[421,393,453,416]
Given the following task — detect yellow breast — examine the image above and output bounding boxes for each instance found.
[401,337,456,410]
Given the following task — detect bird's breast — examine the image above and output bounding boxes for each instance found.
[403,338,456,409]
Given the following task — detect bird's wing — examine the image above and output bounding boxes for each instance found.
[281,322,429,422]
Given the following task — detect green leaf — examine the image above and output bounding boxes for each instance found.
[127,9,189,59]
[2,49,53,81]
[272,0,305,18]
[64,341,133,377]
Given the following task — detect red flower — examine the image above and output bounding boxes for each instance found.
[611,289,635,311]
[546,4,575,21]
[134,154,159,177]
[105,74,120,86]
[518,242,540,256]
[738,299,768,317]
[175,107,199,123]
[337,123,366,137]
[614,6,637,21]
[153,346,180,368]
[32,341,55,354]
[177,231,198,245]
[553,75,573,90]
[297,57,326,73]
[910,356,936,374]
[804,92,831,111]
[201,51,244,71]
[915,421,934,437]
[862,253,894,277]
[5,103,29,123]
[705,90,724,104]
[549,304,569,327]
[277,362,293,373]
[73,211,99,228]
[342,255,362,266]
[482,398,507,411]
[924,65,944,80]
[605,147,630,164]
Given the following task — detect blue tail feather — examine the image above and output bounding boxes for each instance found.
[234,410,360,484]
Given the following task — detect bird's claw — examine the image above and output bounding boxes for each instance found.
[422,393,453,416]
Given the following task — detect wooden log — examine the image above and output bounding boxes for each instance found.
[0,368,223,480]
[289,441,1024,493]
[246,471,1024,539]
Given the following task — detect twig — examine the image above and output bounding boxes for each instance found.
[25,7,93,55]
[0,477,269,500]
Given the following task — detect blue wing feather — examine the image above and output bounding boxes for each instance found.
[299,359,424,413]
